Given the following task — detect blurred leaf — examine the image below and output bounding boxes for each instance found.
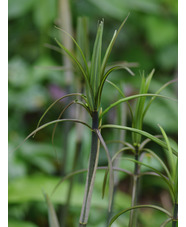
[33,0,57,29]
[33,57,65,85]
[8,0,35,19]
[9,84,48,111]
[144,100,178,133]
[88,0,162,20]
[157,45,178,70]
[8,57,32,88]
[9,220,38,227]
[144,16,177,49]
[44,193,60,227]
[8,152,27,180]
[8,173,130,209]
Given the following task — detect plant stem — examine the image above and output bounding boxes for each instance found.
[129,150,140,227]
[61,141,82,226]
[172,203,178,227]
[79,111,99,227]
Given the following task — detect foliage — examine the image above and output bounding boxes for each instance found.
[9,0,177,226]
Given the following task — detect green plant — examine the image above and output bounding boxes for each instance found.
[12,13,178,227]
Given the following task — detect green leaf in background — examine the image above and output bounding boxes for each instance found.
[88,0,162,20]
[157,44,178,70]
[44,193,60,227]
[8,173,131,209]
[9,84,48,111]
[144,16,177,49]
[8,0,35,19]
[8,57,32,88]
[9,220,38,227]
[33,0,57,29]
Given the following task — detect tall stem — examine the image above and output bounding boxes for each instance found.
[129,149,140,227]
[79,111,99,227]
[172,203,178,227]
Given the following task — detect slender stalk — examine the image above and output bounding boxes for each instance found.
[172,203,178,227]
[129,149,140,227]
[79,111,100,226]
[106,95,127,226]
[61,141,82,226]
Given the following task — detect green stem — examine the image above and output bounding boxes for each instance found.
[61,141,82,226]
[79,111,99,227]
[129,150,140,227]
[172,203,178,227]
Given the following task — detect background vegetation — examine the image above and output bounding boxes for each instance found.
[8,0,178,226]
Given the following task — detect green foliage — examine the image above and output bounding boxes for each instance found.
[9,1,177,226]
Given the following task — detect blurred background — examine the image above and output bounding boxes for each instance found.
[8,0,178,226]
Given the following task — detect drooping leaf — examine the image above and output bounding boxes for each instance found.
[101,124,178,156]
[109,204,172,226]
[100,93,176,119]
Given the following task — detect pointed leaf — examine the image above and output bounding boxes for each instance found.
[100,93,176,120]
[44,193,60,227]
[101,124,178,156]
[158,125,177,180]
[90,20,103,99]
[101,13,130,78]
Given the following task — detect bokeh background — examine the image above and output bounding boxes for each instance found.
[8,0,178,226]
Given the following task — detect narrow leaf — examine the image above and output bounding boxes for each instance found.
[100,93,177,119]
[90,20,103,98]
[160,218,173,227]
[143,148,173,185]
[14,119,91,152]
[44,193,60,227]
[101,13,130,78]
[109,205,172,226]
[55,25,89,75]
[158,125,177,179]
[143,79,178,119]
[101,124,178,156]
[121,157,174,195]
[34,93,85,136]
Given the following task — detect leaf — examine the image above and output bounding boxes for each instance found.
[142,148,173,185]
[34,93,85,135]
[132,69,155,144]
[101,124,178,156]
[160,218,172,227]
[33,0,56,29]
[44,193,60,227]
[8,220,38,227]
[8,0,35,19]
[109,205,172,226]
[143,79,177,119]
[100,13,130,79]
[121,157,174,196]
[158,125,177,179]
[55,39,94,109]
[97,65,134,108]
[13,119,92,153]
[55,26,89,75]
[90,20,103,98]
[100,93,177,120]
